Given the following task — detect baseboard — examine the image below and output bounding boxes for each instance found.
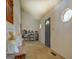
[50,48,65,59]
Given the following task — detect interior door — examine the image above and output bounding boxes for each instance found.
[45,17,51,48]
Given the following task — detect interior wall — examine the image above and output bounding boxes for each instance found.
[22,11,39,31]
[51,0,72,59]
[14,0,22,46]
[39,18,45,44]
[39,0,72,59]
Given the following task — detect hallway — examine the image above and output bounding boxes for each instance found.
[6,0,72,59]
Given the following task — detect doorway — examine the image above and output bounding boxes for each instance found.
[45,17,51,48]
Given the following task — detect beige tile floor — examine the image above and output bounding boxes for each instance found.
[23,41,64,59]
[7,41,65,59]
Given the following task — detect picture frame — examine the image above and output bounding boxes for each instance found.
[6,0,13,24]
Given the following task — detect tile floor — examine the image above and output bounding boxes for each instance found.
[7,41,65,59]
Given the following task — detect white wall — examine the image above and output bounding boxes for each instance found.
[22,11,39,31]
[51,0,72,59]
[39,19,45,44]
[39,0,72,59]
[14,0,21,34]
[14,0,22,46]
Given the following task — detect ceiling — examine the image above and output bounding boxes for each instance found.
[21,0,61,20]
